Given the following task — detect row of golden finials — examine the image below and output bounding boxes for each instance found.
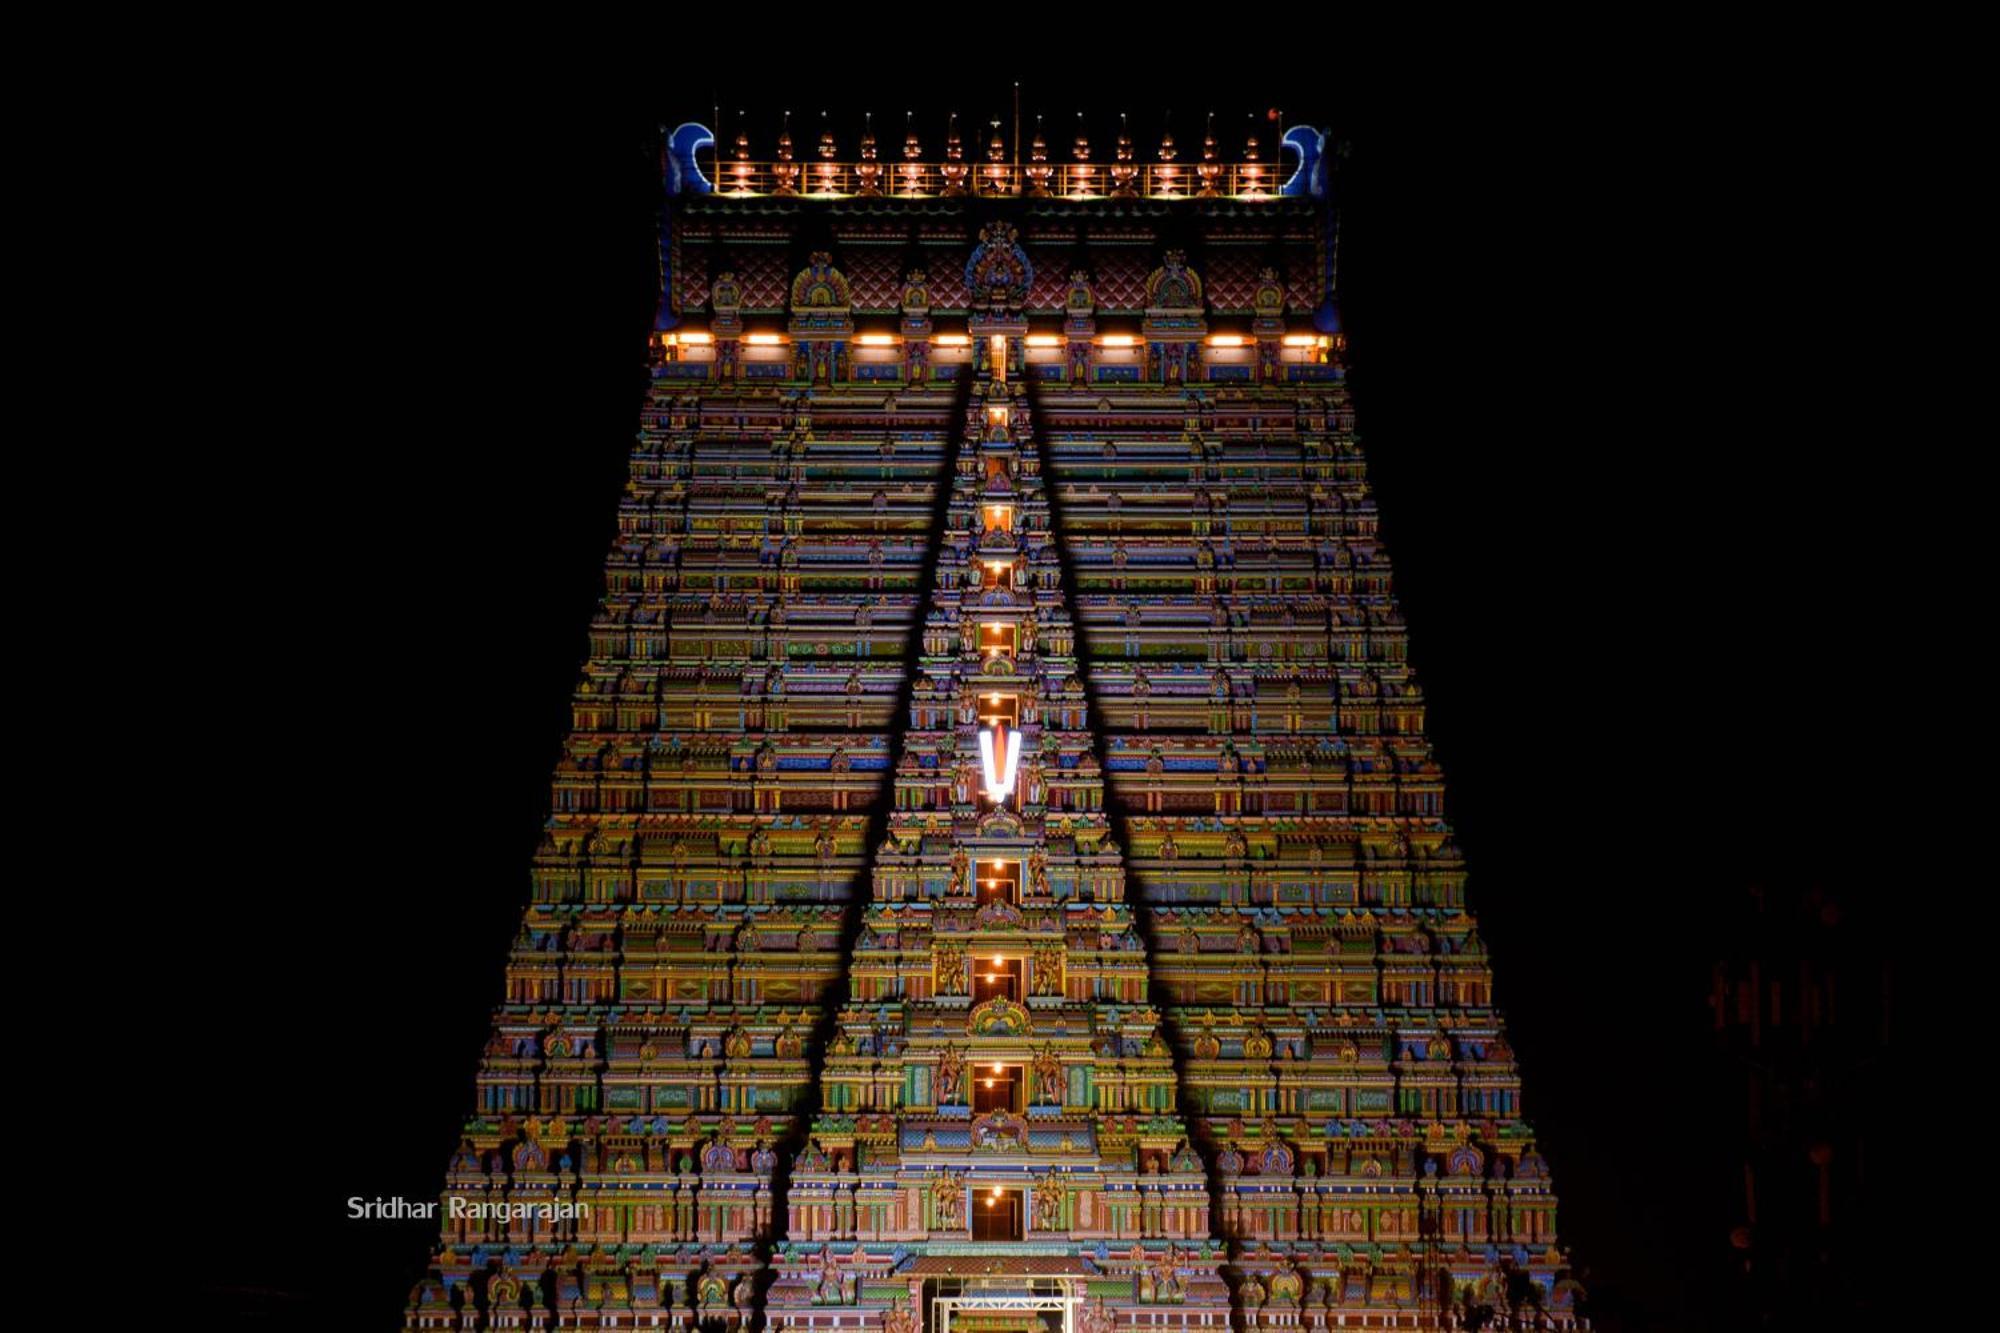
[704,112,1295,200]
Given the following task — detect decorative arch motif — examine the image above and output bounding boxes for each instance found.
[790,252,852,310]
[1145,251,1204,312]
[969,994,1032,1035]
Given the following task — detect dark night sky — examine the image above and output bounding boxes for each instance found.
[152,58,1909,1330]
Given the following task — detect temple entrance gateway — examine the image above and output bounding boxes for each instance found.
[932,1294,1075,1333]
[409,129,1588,1329]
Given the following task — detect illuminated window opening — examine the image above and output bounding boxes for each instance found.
[974,1063,1024,1113]
[976,859,1021,906]
[978,693,1021,727]
[985,504,1014,533]
[984,455,1011,484]
[980,622,1017,657]
[974,955,1023,1004]
[980,559,1017,591]
[972,1186,1024,1240]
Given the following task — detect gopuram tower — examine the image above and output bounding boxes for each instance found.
[406,119,1586,1332]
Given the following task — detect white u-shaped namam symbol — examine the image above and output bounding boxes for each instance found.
[978,722,1022,803]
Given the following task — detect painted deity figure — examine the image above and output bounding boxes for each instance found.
[1033,1171,1063,1230]
[813,1243,842,1304]
[1034,1043,1065,1105]
[1031,942,1063,995]
[935,941,967,996]
[933,1170,965,1229]
[937,1043,965,1104]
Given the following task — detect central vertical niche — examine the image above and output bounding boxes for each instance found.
[971,1186,1024,1240]
[972,1063,1024,1113]
[972,954,1024,1004]
[975,858,1020,906]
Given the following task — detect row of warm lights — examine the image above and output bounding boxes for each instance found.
[661,332,1330,348]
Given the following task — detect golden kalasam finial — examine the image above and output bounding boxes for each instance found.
[731,110,752,195]
[1156,114,1180,195]
[942,112,968,194]
[813,113,838,193]
[1199,111,1220,196]
[1027,114,1052,197]
[901,110,923,194]
[857,112,882,195]
[1070,112,1094,196]
[1112,112,1137,195]
[773,110,798,194]
[985,118,1009,193]
[1240,114,1265,195]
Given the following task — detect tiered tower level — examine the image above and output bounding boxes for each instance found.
[407,120,1585,1331]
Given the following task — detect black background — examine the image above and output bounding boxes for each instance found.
[155,57,1907,1330]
